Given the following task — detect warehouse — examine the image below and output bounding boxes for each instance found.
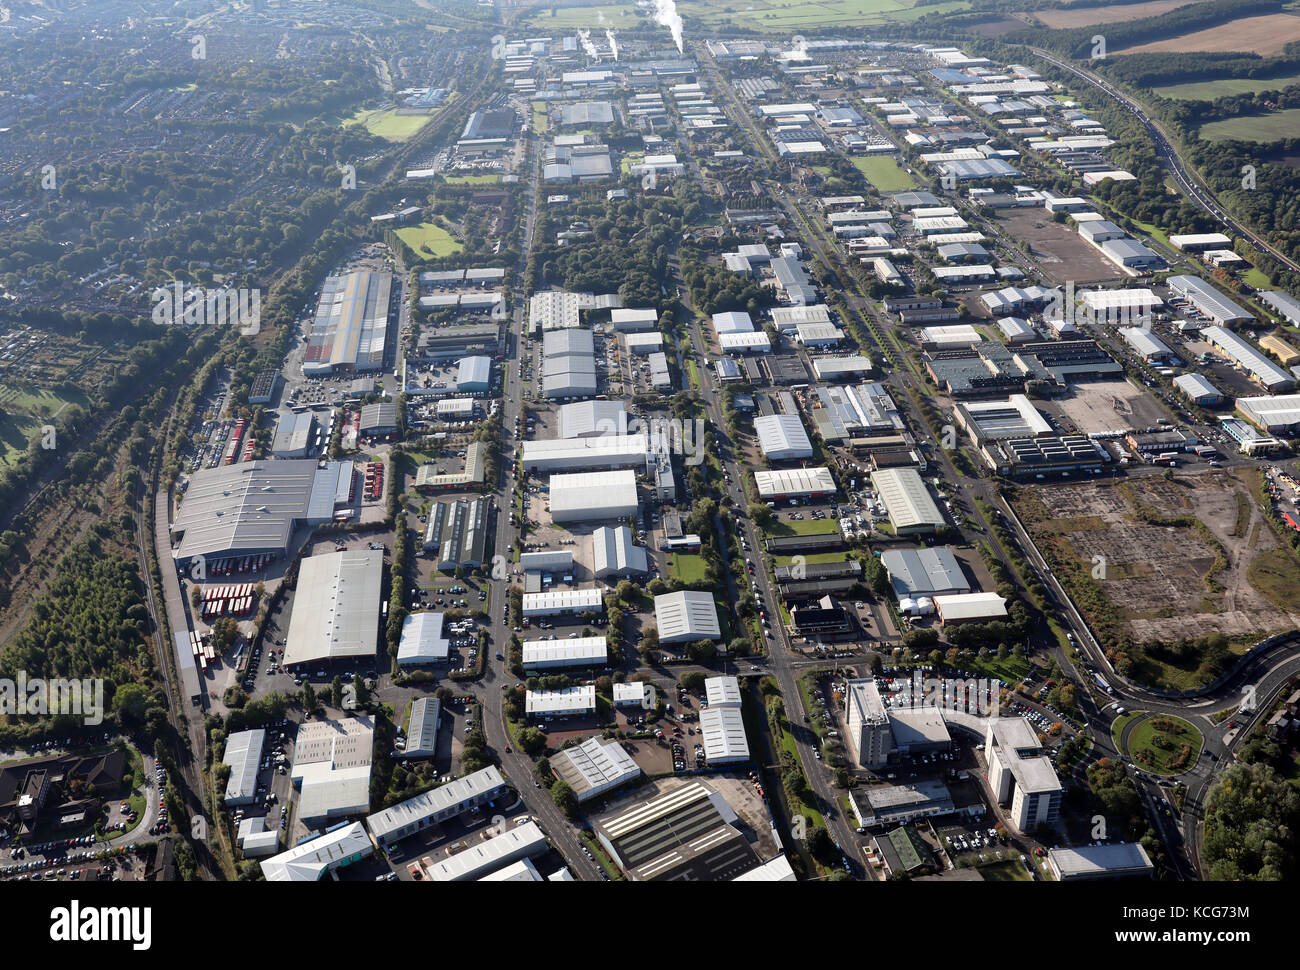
[526,685,598,718]
[414,323,501,361]
[849,779,957,830]
[593,782,761,881]
[1080,288,1162,325]
[795,322,844,347]
[170,459,350,563]
[718,331,772,354]
[522,587,605,617]
[359,401,400,437]
[754,413,814,460]
[997,317,1036,344]
[1173,372,1223,406]
[770,305,831,330]
[1260,333,1300,367]
[1168,276,1254,325]
[814,383,902,439]
[521,637,608,671]
[480,859,543,882]
[271,412,317,458]
[422,821,549,881]
[548,469,639,522]
[436,398,476,419]
[1047,843,1154,881]
[521,434,648,472]
[754,466,836,499]
[624,331,665,355]
[648,352,672,389]
[981,434,1106,477]
[282,551,383,668]
[1237,395,1300,435]
[1100,237,1163,271]
[223,729,265,806]
[423,496,490,571]
[1118,326,1174,364]
[921,324,982,349]
[610,307,658,331]
[261,821,373,881]
[880,547,971,599]
[519,549,573,572]
[712,310,755,335]
[871,467,945,534]
[543,365,598,399]
[935,591,1007,625]
[560,101,614,126]
[556,400,626,438]
[654,590,722,644]
[456,356,492,393]
[1262,290,1300,327]
[302,271,393,375]
[551,736,643,802]
[236,817,280,858]
[414,442,487,492]
[397,612,450,666]
[699,707,750,764]
[705,675,742,709]
[592,525,650,578]
[365,766,507,848]
[1202,326,1294,391]
[811,355,873,381]
[291,716,374,824]
[405,697,442,758]
[542,327,595,358]
[1169,233,1233,253]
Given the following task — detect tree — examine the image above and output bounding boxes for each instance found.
[112,683,152,729]
[551,780,578,818]
[519,727,547,754]
[302,682,318,715]
[330,676,344,710]
[687,639,718,664]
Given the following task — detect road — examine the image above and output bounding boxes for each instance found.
[1026,47,1300,276]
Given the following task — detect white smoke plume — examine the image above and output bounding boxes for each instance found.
[606,29,619,60]
[652,0,684,53]
[577,28,600,60]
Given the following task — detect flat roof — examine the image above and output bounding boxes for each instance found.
[521,637,609,667]
[754,466,836,497]
[366,766,506,842]
[1048,842,1154,879]
[935,591,1007,621]
[223,729,265,804]
[699,707,750,762]
[526,685,597,715]
[283,551,384,666]
[880,546,970,598]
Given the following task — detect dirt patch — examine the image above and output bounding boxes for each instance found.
[969,15,1033,37]
[1044,379,1174,437]
[1020,472,1300,642]
[992,210,1124,284]
[1119,13,1300,56]
[1031,0,1201,28]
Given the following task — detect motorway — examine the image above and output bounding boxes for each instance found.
[1026,47,1300,277]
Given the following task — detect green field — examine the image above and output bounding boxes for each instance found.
[532,102,549,136]
[852,155,917,192]
[443,174,500,185]
[671,551,710,584]
[345,107,433,142]
[1200,109,1300,142]
[1156,74,1300,100]
[1119,713,1203,775]
[978,859,1032,882]
[764,518,840,537]
[0,381,91,465]
[522,0,969,32]
[772,552,850,566]
[393,221,464,258]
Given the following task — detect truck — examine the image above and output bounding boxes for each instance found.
[1094,673,1113,694]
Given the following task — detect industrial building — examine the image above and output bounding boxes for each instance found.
[261,821,374,881]
[754,466,837,500]
[593,782,762,881]
[282,550,384,668]
[1168,276,1253,325]
[521,637,609,672]
[955,395,1052,443]
[519,549,573,572]
[456,356,492,393]
[1119,327,1175,364]
[521,435,648,472]
[271,412,317,458]
[1237,394,1300,436]
[811,355,873,381]
[712,310,755,335]
[610,308,658,331]
[871,467,945,534]
[699,707,750,763]
[397,612,450,666]
[556,400,627,438]
[935,591,1008,625]
[985,717,1062,831]
[880,547,971,599]
[170,459,353,563]
[222,729,265,806]
[1173,372,1223,406]
[754,413,814,460]
[1262,290,1300,327]
[405,697,442,758]
[654,590,722,644]
[591,525,650,578]
[236,817,280,858]
[526,685,597,718]
[1202,326,1294,392]
[551,736,643,802]
[521,587,605,617]
[290,716,375,825]
[421,820,549,881]
[421,496,491,572]
[303,271,393,375]
[979,434,1106,478]
[548,469,639,523]
[365,766,507,848]
[625,331,665,355]
[849,779,958,830]
[1047,843,1155,881]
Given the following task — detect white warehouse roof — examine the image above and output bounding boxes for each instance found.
[754,466,837,497]
[871,467,945,532]
[705,675,742,708]
[551,736,643,802]
[283,550,384,667]
[397,612,449,665]
[699,707,750,763]
[526,685,598,716]
[261,821,373,882]
[223,729,265,805]
[754,413,813,459]
[521,637,609,668]
[654,590,722,644]
[547,469,639,522]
